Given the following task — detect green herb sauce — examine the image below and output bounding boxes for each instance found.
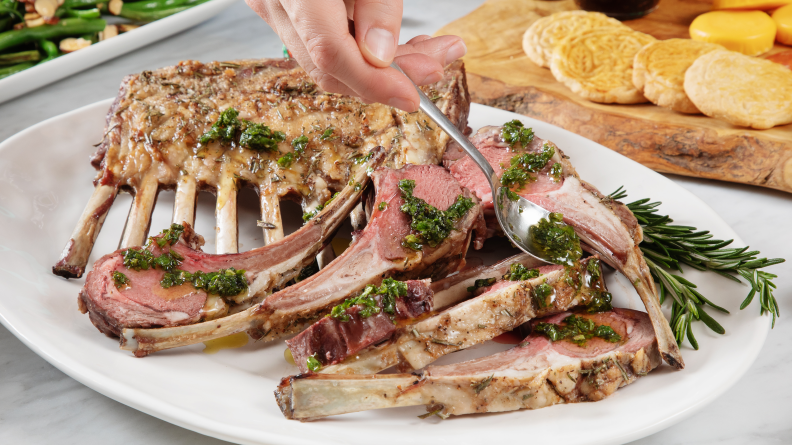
[500,142,555,192]
[501,120,535,149]
[532,281,554,308]
[534,315,621,346]
[302,192,340,223]
[199,107,285,152]
[585,291,613,313]
[550,162,563,182]
[160,268,248,297]
[112,271,130,289]
[149,223,184,248]
[329,278,408,322]
[503,263,541,281]
[378,201,388,211]
[467,277,497,293]
[397,179,475,251]
[277,152,294,168]
[320,126,336,140]
[306,354,322,372]
[529,212,582,267]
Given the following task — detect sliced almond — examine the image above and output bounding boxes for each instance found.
[59,37,92,53]
[25,17,45,27]
[117,24,140,33]
[34,0,58,18]
[99,24,118,41]
[108,0,122,15]
[24,12,41,20]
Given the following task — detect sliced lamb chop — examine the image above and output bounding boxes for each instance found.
[77,147,387,338]
[276,308,660,420]
[449,126,683,369]
[54,59,470,278]
[287,253,549,374]
[319,256,607,375]
[119,164,486,357]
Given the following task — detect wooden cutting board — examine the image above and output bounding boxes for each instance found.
[435,0,792,194]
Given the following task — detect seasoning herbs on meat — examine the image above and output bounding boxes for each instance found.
[500,119,535,149]
[199,107,286,152]
[534,314,622,346]
[398,179,475,251]
[329,278,408,322]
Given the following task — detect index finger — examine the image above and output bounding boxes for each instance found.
[281,0,419,111]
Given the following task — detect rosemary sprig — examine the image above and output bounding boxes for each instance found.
[609,187,783,349]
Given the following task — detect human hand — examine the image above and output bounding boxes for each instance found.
[245,0,467,112]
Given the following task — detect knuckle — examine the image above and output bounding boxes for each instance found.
[307,38,342,74]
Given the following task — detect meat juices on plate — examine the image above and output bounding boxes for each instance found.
[448,126,683,369]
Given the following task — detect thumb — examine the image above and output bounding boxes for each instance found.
[353,0,403,68]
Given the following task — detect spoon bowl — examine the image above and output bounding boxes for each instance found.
[391,62,555,264]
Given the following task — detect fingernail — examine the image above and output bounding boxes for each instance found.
[388,97,417,112]
[444,41,467,66]
[365,28,396,64]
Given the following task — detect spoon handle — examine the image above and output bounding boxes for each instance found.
[390,62,499,191]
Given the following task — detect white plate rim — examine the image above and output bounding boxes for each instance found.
[0,99,771,445]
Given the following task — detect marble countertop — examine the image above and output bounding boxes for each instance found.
[1,1,790,444]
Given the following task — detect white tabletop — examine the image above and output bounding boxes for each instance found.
[1,1,790,444]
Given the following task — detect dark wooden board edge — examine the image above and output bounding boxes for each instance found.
[468,73,792,194]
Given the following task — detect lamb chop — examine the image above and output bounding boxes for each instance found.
[286,252,549,374]
[276,308,660,420]
[118,164,486,356]
[53,59,470,278]
[78,148,386,337]
[448,125,684,369]
[318,255,607,375]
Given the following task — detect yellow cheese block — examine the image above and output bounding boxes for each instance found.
[773,4,792,45]
[713,0,792,10]
[690,11,776,56]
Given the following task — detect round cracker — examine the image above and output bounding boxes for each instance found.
[633,39,724,114]
[684,50,792,129]
[550,27,656,104]
[523,11,625,68]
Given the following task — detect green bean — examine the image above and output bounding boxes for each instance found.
[0,3,23,21]
[38,39,59,63]
[120,0,188,11]
[0,61,35,79]
[0,50,40,65]
[0,17,13,33]
[64,8,102,19]
[0,18,106,53]
[118,0,209,21]
[61,0,102,9]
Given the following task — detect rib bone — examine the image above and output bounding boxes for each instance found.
[215,166,239,254]
[53,184,118,278]
[119,174,159,248]
[277,309,661,420]
[259,181,284,245]
[172,173,197,226]
[449,127,684,369]
[321,257,603,375]
[119,164,484,356]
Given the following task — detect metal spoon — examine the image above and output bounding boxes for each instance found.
[391,62,553,263]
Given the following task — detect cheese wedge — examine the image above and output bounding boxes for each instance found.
[690,11,776,56]
[713,0,792,10]
[773,4,792,45]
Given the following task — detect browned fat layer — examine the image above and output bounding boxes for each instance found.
[90,59,468,212]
